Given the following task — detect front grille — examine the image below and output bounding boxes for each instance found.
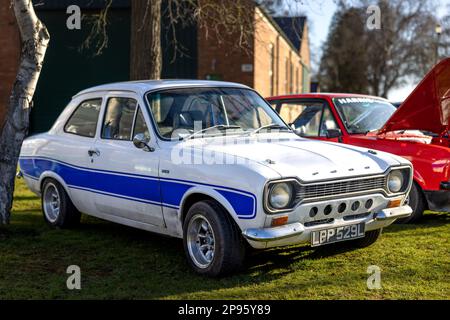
[297,176,386,201]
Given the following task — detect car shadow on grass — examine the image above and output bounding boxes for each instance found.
[2,208,448,299]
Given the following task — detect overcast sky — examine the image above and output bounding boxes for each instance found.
[296,0,450,101]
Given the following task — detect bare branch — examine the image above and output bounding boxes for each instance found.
[80,0,113,56]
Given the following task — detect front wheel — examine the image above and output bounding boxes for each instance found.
[396,183,425,224]
[351,229,382,248]
[183,200,246,277]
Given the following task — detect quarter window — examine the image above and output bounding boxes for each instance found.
[133,107,150,140]
[64,99,102,138]
[102,97,138,140]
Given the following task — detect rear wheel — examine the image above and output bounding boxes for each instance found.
[397,182,425,224]
[183,200,246,277]
[41,179,81,228]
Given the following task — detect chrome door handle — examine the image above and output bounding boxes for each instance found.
[88,149,100,157]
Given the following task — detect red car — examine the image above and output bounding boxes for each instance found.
[267,58,450,223]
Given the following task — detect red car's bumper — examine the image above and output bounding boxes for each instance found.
[424,189,450,212]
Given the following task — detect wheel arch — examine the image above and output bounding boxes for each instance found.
[411,178,429,210]
[39,171,70,194]
[179,188,243,230]
[412,169,427,191]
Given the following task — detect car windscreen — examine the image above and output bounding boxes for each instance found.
[146,87,287,139]
[334,97,396,134]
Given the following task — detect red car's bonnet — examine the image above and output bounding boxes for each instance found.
[379,58,450,136]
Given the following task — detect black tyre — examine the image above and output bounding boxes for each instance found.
[183,200,246,277]
[396,182,425,224]
[41,178,81,228]
[351,229,382,248]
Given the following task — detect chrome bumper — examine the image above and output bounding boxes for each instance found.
[242,205,412,249]
[373,206,412,221]
[242,223,305,242]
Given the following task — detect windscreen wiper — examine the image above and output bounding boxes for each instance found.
[247,123,291,136]
[181,125,242,140]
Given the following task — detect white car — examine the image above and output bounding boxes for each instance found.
[19,80,413,276]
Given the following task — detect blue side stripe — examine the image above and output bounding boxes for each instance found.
[19,156,256,219]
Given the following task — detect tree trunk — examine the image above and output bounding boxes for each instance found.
[130,0,162,80]
[0,0,49,225]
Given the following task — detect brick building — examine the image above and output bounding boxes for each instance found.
[0,0,310,134]
[198,7,310,98]
[0,4,20,127]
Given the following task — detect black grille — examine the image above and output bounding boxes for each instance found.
[304,218,334,227]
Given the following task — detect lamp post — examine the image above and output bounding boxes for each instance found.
[435,23,442,65]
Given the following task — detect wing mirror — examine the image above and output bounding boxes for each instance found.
[133,134,154,152]
[326,129,343,139]
[290,123,306,136]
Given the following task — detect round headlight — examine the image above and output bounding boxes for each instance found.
[387,170,404,193]
[269,182,293,209]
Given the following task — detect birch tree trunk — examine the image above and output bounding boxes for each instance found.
[130,0,162,80]
[0,0,49,224]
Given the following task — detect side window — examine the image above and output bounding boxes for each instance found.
[101,97,137,140]
[64,99,102,138]
[278,101,323,137]
[319,107,339,137]
[133,107,150,139]
[278,102,305,124]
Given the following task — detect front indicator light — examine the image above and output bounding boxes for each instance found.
[271,216,289,227]
[440,181,450,190]
[388,198,403,208]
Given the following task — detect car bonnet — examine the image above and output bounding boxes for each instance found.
[378,57,450,136]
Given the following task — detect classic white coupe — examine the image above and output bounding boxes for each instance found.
[19,80,413,276]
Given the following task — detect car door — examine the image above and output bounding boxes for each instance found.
[89,92,164,227]
[59,95,103,215]
[276,99,341,142]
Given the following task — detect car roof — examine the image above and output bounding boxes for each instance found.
[267,92,389,101]
[73,80,251,98]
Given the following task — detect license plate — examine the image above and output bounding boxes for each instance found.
[311,222,365,247]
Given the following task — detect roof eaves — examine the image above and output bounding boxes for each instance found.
[255,5,304,58]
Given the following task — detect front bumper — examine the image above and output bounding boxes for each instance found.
[424,190,450,212]
[242,205,412,249]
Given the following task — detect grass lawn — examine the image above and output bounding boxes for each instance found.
[0,179,448,299]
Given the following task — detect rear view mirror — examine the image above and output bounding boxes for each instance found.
[326,129,342,139]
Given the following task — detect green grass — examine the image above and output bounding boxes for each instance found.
[0,179,449,299]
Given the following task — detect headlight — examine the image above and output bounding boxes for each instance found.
[269,182,293,209]
[387,170,406,193]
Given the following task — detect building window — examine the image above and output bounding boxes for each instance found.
[289,61,294,93]
[285,58,289,94]
[269,44,275,96]
[302,65,310,93]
